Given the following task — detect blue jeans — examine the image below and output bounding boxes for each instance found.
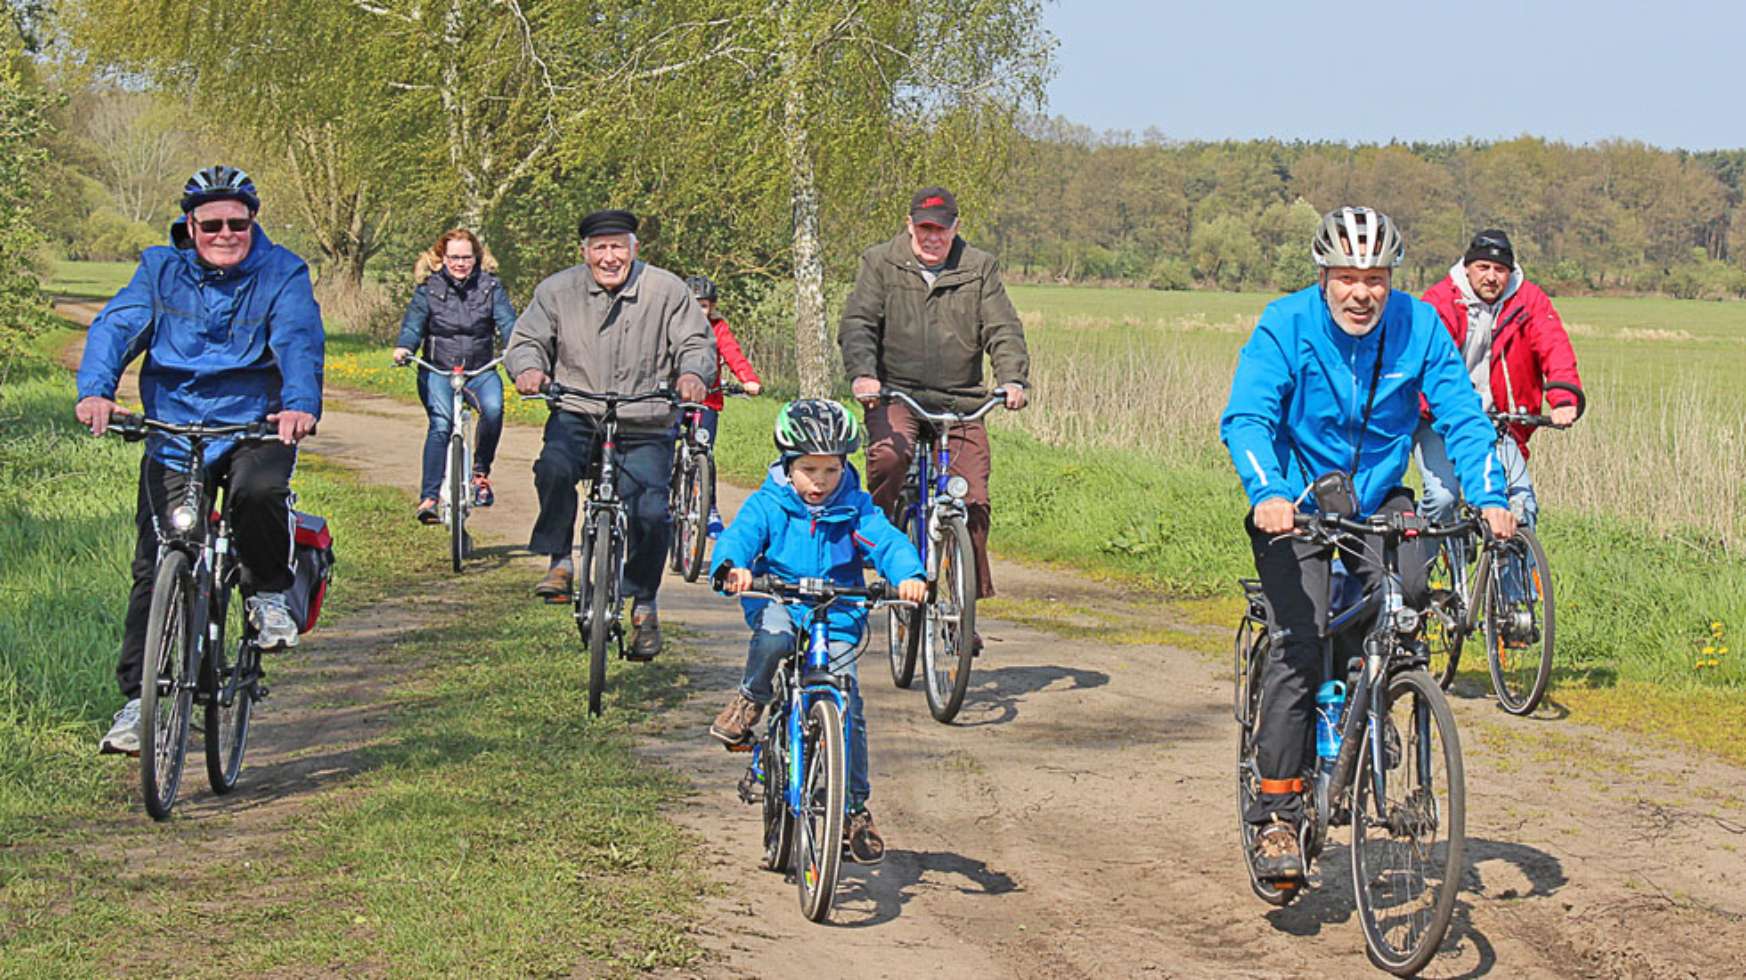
[416,368,504,501]
[1413,419,1537,528]
[740,604,871,808]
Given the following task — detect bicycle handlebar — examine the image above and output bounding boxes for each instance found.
[710,565,913,607]
[106,413,279,443]
[1491,380,1586,430]
[1290,510,1471,544]
[398,354,505,379]
[525,381,678,407]
[879,387,1010,424]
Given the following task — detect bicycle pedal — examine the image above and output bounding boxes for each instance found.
[725,741,754,753]
[253,684,270,701]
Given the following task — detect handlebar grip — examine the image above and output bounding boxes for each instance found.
[1543,380,1586,421]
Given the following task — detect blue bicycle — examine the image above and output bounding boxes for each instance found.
[722,572,910,922]
[880,387,1007,723]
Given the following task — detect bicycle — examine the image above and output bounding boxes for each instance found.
[667,384,745,583]
[397,354,505,573]
[1234,508,1468,976]
[879,387,1007,724]
[721,570,912,922]
[1424,381,1585,716]
[108,415,280,820]
[526,380,677,716]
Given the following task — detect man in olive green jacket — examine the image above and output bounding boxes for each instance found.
[839,187,1030,610]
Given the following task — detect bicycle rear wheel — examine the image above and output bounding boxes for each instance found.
[1235,634,1301,907]
[794,697,846,922]
[923,516,978,723]
[759,711,793,873]
[1484,529,1554,716]
[886,499,920,689]
[584,513,615,717]
[448,435,468,572]
[1423,538,1467,691]
[140,550,196,821]
[679,453,712,582]
[202,566,255,794]
[1351,668,1465,976]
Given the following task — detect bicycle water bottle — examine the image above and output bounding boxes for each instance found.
[1315,680,1347,760]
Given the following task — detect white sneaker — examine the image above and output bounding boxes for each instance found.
[248,591,300,650]
[99,698,142,756]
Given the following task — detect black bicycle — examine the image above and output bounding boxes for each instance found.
[880,387,1007,723]
[529,381,677,716]
[667,385,744,583]
[108,415,279,820]
[1235,508,1468,976]
[1424,381,1584,716]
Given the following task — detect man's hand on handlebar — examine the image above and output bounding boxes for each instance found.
[1253,496,1295,535]
[852,376,881,406]
[515,368,548,396]
[75,396,125,437]
[267,410,318,445]
[743,380,762,396]
[391,347,413,366]
[897,578,927,603]
[1003,385,1028,411]
[676,373,708,404]
[1481,506,1517,540]
[1550,404,1578,427]
[723,567,754,594]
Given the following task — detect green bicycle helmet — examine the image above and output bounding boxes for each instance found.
[774,399,861,458]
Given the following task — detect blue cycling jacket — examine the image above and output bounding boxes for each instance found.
[710,461,925,645]
[76,219,325,469]
[1220,284,1505,517]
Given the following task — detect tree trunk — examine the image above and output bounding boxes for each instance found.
[779,14,829,398]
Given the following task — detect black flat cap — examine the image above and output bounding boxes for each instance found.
[578,209,639,239]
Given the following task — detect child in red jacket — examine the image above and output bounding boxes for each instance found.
[686,275,762,535]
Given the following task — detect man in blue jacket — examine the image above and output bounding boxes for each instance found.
[1219,207,1514,883]
[75,166,324,757]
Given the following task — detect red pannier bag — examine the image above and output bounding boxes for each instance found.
[288,511,335,634]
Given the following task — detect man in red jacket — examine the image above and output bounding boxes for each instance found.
[1414,229,1583,528]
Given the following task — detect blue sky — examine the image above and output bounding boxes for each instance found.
[1039,1,1745,150]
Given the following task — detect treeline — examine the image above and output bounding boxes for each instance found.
[985,119,1746,298]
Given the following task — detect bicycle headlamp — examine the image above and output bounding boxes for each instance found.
[695,427,712,446]
[1390,607,1421,634]
[945,476,970,499]
[169,504,199,533]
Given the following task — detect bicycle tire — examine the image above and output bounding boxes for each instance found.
[448,435,467,573]
[1235,634,1301,907]
[202,566,254,794]
[140,549,196,821]
[923,517,978,723]
[794,697,846,922]
[1484,529,1555,716]
[1423,538,1467,691]
[1351,668,1465,976]
[759,716,793,873]
[585,513,614,717]
[666,444,687,574]
[886,499,920,689]
[681,452,712,582]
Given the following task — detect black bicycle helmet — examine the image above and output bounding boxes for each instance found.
[685,274,717,301]
[181,165,260,214]
[774,399,861,458]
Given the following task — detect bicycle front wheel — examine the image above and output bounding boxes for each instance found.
[448,435,467,572]
[1484,529,1555,716]
[1351,668,1465,976]
[794,697,846,922]
[680,453,712,582]
[202,566,255,794]
[585,513,615,717]
[140,549,196,821]
[886,499,920,689]
[923,517,978,723]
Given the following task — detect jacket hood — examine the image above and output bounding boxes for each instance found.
[760,459,863,520]
[1450,259,1522,310]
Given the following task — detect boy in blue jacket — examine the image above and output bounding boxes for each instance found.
[708,399,927,864]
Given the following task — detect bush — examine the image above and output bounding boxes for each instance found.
[72,209,158,262]
[1146,256,1192,291]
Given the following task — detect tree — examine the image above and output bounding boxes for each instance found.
[0,34,55,365]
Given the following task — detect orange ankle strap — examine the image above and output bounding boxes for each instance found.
[1259,777,1304,795]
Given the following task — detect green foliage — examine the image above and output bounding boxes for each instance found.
[0,41,55,360]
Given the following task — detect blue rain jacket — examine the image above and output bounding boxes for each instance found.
[75,219,324,469]
[1220,284,1505,517]
[710,461,925,645]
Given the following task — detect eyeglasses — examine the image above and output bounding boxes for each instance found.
[195,217,252,234]
[444,253,476,263]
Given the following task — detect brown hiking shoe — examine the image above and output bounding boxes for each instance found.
[845,808,885,865]
[533,565,572,602]
[709,693,764,747]
[1253,819,1304,882]
[627,610,661,661]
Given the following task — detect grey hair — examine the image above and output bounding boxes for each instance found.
[583,232,638,250]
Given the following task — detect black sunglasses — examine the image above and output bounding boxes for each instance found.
[195,217,252,234]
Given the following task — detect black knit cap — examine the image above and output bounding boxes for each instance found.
[578,209,638,239]
[1464,229,1515,269]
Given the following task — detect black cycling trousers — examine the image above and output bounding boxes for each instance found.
[117,443,297,699]
[1244,488,1427,826]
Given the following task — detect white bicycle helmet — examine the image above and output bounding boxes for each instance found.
[1312,206,1404,270]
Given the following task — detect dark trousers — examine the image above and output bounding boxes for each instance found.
[119,443,297,699]
[863,400,996,598]
[1244,488,1427,825]
[529,410,672,602]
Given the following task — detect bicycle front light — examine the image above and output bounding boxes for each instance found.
[695,427,712,446]
[1390,607,1421,634]
[945,475,970,499]
[168,504,198,533]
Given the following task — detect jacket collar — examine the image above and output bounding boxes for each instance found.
[763,460,863,522]
[169,216,272,282]
[880,232,969,284]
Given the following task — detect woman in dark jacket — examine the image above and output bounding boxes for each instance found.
[392,228,517,521]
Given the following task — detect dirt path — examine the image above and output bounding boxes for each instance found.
[57,309,1746,978]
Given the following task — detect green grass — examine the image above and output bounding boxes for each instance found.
[40,260,136,301]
